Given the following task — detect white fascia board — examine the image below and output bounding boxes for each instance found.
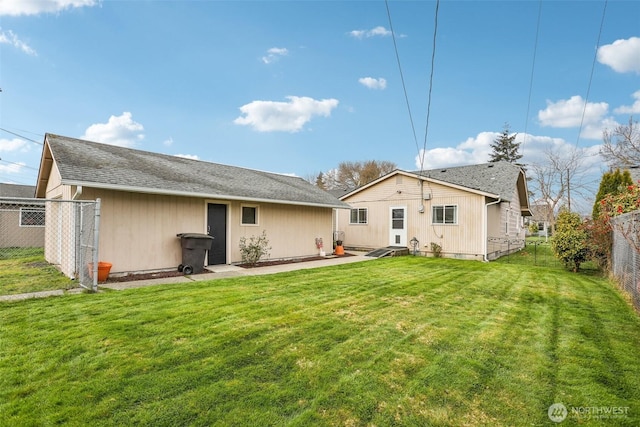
[61,180,350,210]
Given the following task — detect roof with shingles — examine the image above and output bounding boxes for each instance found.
[0,183,36,198]
[39,134,349,209]
[413,161,527,202]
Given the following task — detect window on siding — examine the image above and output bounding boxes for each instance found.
[241,205,258,225]
[350,208,368,224]
[432,205,457,224]
[20,207,45,227]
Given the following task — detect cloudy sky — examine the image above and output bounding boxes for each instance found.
[1,0,639,211]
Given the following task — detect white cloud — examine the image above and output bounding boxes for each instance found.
[0,0,98,16]
[358,77,387,90]
[0,162,25,174]
[349,26,393,39]
[261,47,288,64]
[163,137,174,147]
[234,96,339,133]
[81,112,144,147]
[174,153,199,160]
[538,95,608,132]
[414,131,588,170]
[614,90,640,115]
[0,29,37,56]
[0,138,29,152]
[597,37,640,74]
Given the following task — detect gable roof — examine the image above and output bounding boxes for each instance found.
[0,183,36,198]
[36,134,349,209]
[414,161,528,202]
[342,161,531,214]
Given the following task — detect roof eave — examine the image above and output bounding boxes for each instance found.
[60,180,350,209]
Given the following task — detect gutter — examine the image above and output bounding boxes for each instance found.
[61,180,349,210]
[483,198,501,262]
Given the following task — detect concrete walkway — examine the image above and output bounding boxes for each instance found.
[1,253,374,302]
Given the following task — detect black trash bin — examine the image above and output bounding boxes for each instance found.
[176,233,214,275]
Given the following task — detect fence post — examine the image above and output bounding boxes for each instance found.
[91,198,101,292]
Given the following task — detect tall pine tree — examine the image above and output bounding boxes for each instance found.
[489,123,522,163]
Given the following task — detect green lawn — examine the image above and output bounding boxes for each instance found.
[1,257,639,426]
[0,248,76,295]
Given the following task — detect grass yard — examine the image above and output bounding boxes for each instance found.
[0,247,76,295]
[1,257,639,426]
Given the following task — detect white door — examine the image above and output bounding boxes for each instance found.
[389,207,407,246]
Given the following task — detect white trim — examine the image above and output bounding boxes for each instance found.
[59,180,349,209]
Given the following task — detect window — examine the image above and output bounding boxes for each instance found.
[350,208,368,224]
[241,205,258,225]
[432,205,457,224]
[20,207,45,227]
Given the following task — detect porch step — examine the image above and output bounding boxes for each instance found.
[365,246,409,258]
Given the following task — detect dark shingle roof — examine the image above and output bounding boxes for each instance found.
[43,134,348,209]
[628,166,640,183]
[0,183,36,198]
[414,161,526,201]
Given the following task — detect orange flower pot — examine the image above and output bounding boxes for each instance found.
[89,262,112,282]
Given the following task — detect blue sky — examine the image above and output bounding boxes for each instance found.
[1,0,639,212]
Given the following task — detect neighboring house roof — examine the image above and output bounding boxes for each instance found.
[627,165,640,183]
[36,134,349,209]
[0,183,36,198]
[341,161,531,215]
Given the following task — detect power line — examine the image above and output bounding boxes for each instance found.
[575,0,608,148]
[522,0,543,152]
[420,0,440,173]
[385,0,419,160]
[385,0,440,173]
[0,127,43,145]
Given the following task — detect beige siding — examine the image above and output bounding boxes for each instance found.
[227,201,333,263]
[0,210,45,248]
[39,188,335,274]
[339,175,487,259]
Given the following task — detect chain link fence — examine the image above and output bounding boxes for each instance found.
[611,211,640,312]
[0,197,101,292]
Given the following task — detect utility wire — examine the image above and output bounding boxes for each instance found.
[420,0,440,173]
[0,127,43,145]
[522,0,543,152]
[385,0,440,173]
[575,0,608,148]
[385,0,419,160]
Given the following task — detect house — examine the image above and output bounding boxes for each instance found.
[528,200,554,237]
[35,134,349,276]
[337,162,531,261]
[0,183,45,249]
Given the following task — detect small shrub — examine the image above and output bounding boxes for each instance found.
[551,210,588,272]
[430,242,442,258]
[239,231,271,267]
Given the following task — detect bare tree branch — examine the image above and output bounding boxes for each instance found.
[600,116,640,168]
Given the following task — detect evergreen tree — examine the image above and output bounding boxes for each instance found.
[592,169,633,218]
[489,123,522,163]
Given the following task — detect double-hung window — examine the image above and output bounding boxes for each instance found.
[349,208,368,224]
[432,205,457,224]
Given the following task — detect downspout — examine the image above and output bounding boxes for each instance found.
[72,185,83,200]
[483,198,501,262]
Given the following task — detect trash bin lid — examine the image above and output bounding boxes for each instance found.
[177,233,214,240]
